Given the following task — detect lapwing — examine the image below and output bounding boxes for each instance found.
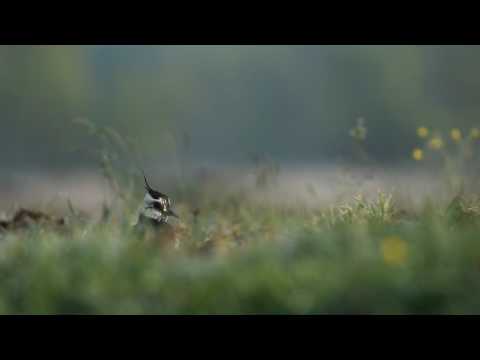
[135,173,179,248]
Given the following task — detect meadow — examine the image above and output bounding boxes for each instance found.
[2,122,480,314]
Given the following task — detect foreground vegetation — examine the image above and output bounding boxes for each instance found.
[2,189,480,314]
[1,120,480,314]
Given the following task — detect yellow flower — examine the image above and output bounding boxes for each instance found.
[381,236,408,266]
[450,128,462,143]
[428,136,444,150]
[416,127,429,138]
[412,148,424,161]
[470,128,480,140]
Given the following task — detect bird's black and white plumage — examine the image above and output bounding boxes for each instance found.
[136,173,179,228]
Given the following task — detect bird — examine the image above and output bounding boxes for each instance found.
[135,172,180,248]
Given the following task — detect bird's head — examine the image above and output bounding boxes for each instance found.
[141,173,179,223]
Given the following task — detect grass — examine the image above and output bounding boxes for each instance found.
[1,119,480,314]
[2,189,480,314]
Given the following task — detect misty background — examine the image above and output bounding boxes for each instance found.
[1,45,479,212]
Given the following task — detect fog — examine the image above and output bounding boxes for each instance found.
[1,45,480,211]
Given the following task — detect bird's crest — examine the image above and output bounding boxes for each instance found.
[142,170,166,200]
[140,169,179,220]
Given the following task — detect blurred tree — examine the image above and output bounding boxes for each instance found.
[2,45,480,171]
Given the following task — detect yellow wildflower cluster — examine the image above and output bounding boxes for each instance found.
[381,236,408,266]
[428,136,444,150]
[470,128,480,140]
[411,126,442,161]
[410,125,480,161]
[412,148,424,161]
[416,127,429,138]
[450,128,462,143]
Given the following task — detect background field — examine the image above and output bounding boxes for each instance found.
[2,45,480,314]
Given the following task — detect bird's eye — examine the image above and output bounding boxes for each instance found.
[153,201,164,211]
